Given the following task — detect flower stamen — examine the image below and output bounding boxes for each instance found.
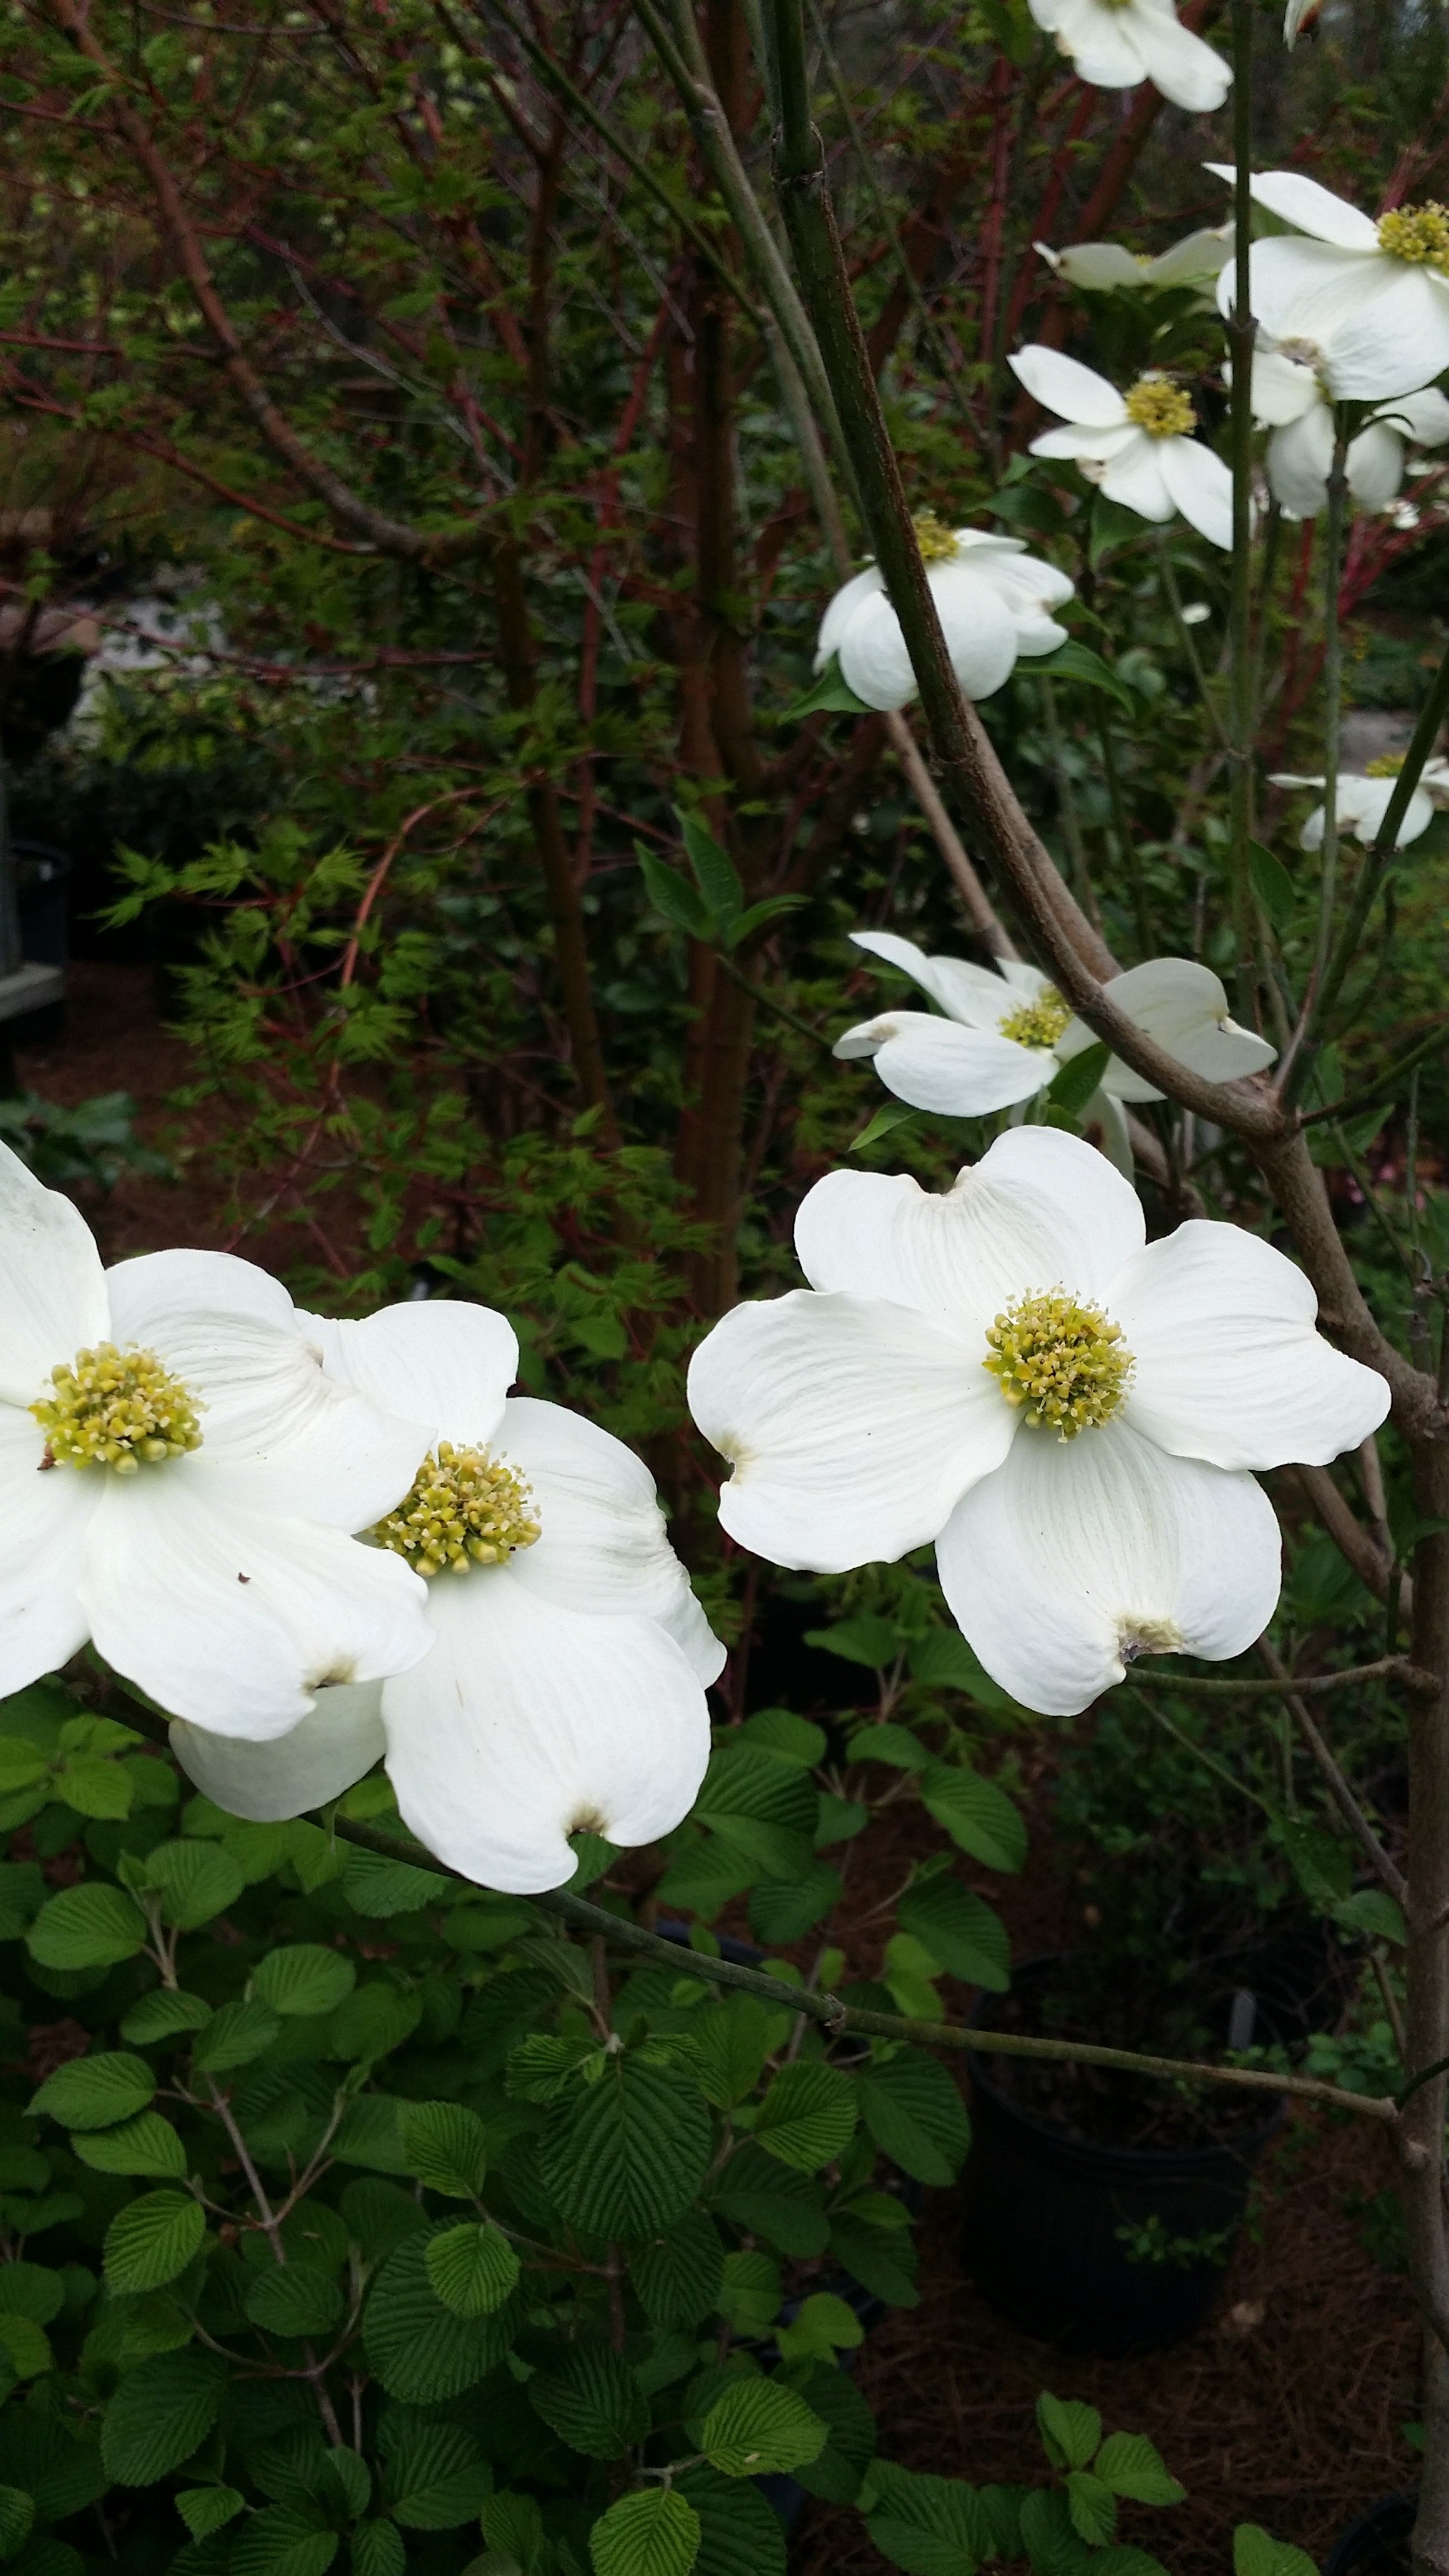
[1364,753,1404,778]
[1377,203,1449,274]
[1123,376,1196,438]
[998,986,1071,1050]
[369,1441,541,1577]
[912,510,961,564]
[983,1290,1134,1438]
[31,1343,204,1474]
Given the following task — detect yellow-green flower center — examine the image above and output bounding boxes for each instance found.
[1377,203,1449,274]
[369,1441,541,1577]
[998,985,1071,1050]
[1123,376,1196,439]
[983,1290,1134,1438]
[31,1342,204,1474]
[1364,752,1404,778]
[912,510,960,565]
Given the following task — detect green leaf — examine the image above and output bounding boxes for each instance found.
[1030,639,1134,711]
[103,2188,206,2293]
[72,2111,187,2179]
[1095,2432,1186,2505]
[675,2464,787,2576]
[231,2504,339,2575]
[1066,2471,1116,2545]
[331,2097,408,2175]
[806,1614,900,1667]
[723,894,804,950]
[686,1999,773,2112]
[1019,2488,1091,2573]
[121,1989,213,2046]
[677,810,743,924]
[747,1863,842,1946]
[1247,837,1297,933]
[424,2222,519,2317]
[849,1101,920,1154]
[907,1629,1020,1710]
[701,2379,827,2478]
[540,2054,712,2239]
[857,2047,970,2187]
[792,2363,877,2505]
[362,2222,518,2403]
[27,1883,146,1969]
[530,2344,650,2460]
[708,2142,829,2258]
[638,849,711,939]
[341,1844,446,1918]
[245,2262,344,2339]
[177,2490,246,2540]
[0,2265,62,2324]
[774,2290,864,2364]
[866,2461,993,2574]
[145,1838,246,1930]
[351,2521,406,2576]
[398,2100,488,2198]
[897,1875,1010,1990]
[754,2061,857,2171]
[0,2488,32,2559]
[830,2205,919,2309]
[590,2487,701,2576]
[253,1946,357,2018]
[54,1755,132,1820]
[381,2422,489,2529]
[1335,1888,1405,1946]
[192,1999,285,2072]
[632,2214,725,2327]
[327,1982,422,2064]
[1037,2391,1102,2471]
[1045,1040,1111,1120]
[920,1766,1026,1873]
[780,658,872,720]
[846,1723,929,1771]
[717,2250,781,2336]
[0,1862,44,1941]
[1233,2529,1317,2576]
[29,2051,154,2131]
[0,2313,51,2379]
[0,1744,47,1794]
[101,2348,228,2484]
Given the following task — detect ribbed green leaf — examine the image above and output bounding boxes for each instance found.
[700,2379,827,2477]
[753,2062,857,2172]
[530,2345,649,2461]
[539,2056,711,2239]
[27,1881,146,1968]
[674,2466,788,2576]
[896,1874,1011,1991]
[590,2487,701,2576]
[919,1767,1025,1874]
[252,1946,356,2017]
[631,2213,724,2327]
[397,2100,487,2197]
[177,2489,246,2540]
[1095,2432,1186,2505]
[100,2348,228,2485]
[145,1840,246,1930]
[857,2047,970,2187]
[103,2188,205,2292]
[792,2361,877,2505]
[230,2503,339,2575]
[362,2223,518,2401]
[120,1989,213,2046]
[245,2262,344,2339]
[72,2111,186,2178]
[424,2221,519,2318]
[29,2052,154,2132]
[381,2422,489,2529]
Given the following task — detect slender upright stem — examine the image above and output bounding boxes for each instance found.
[1225,0,1259,1025]
[1311,624,1449,1040]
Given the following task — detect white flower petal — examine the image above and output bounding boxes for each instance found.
[1051,242,1146,288]
[849,929,1011,1029]
[1157,437,1236,549]
[927,564,1022,701]
[854,1012,1054,1115]
[1146,224,1234,286]
[0,1142,108,1407]
[82,1479,431,1737]
[379,1573,711,1893]
[1296,776,1435,849]
[1245,171,1380,249]
[687,1291,1012,1571]
[816,565,884,671]
[1081,1087,1134,1177]
[493,1397,724,1686]
[793,1127,1146,1320]
[1098,434,1175,522]
[1251,349,1322,427]
[1028,423,1139,462]
[1241,240,1403,373]
[107,1247,299,1345]
[1053,0,1151,86]
[1123,3,1231,110]
[1347,419,1407,509]
[837,589,919,711]
[171,1682,386,1820]
[305,1300,519,1450]
[1008,345,1129,428]
[1094,956,1277,1097]
[1325,265,1449,402]
[1379,387,1449,444]
[1267,406,1336,515]
[935,1420,1282,1716]
[0,1408,94,1692]
[1113,1221,1390,1468]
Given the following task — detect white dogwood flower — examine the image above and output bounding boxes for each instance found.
[688,1129,1388,1718]
[836,931,1276,1168]
[817,517,1073,711]
[1009,347,1236,547]
[1036,225,1232,293]
[171,1300,723,1893]
[1249,347,1449,515]
[1271,759,1449,849]
[0,1144,431,1733]
[1212,168,1449,401]
[1026,0,1230,107]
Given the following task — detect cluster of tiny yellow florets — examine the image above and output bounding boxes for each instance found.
[983,1290,1134,1438]
[1124,376,1196,439]
[998,985,1072,1051]
[1364,753,1405,779]
[369,1442,542,1577]
[1378,204,1449,274]
[32,1343,204,1473]
[912,510,961,564]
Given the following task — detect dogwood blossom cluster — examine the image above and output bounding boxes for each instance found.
[0,1145,720,1894]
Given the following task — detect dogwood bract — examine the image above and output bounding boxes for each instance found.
[1271,759,1449,849]
[1025,0,1230,110]
[1212,168,1449,401]
[816,517,1073,711]
[171,1300,723,1892]
[1035,225,1232,293]
[687,1128,1387,1718]
[1249,350,1449,516]
[0,1145,431,1730]
[834,931,1274,1171]
[1009,347,1236,547]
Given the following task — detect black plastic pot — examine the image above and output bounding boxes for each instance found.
[1323,2494,1416,2575]
[964,1964,1282,2356]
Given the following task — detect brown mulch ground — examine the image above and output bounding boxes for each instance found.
[33,961,1427,2567]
